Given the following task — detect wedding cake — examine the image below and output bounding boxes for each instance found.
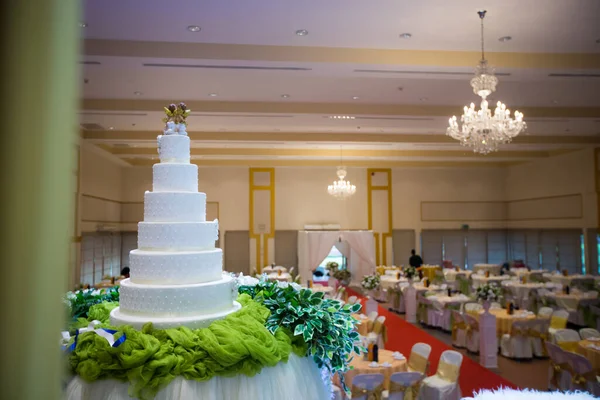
[110,103,241,329]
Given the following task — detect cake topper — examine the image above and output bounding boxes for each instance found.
[162,102,191,135]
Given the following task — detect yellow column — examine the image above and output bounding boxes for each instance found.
[249,168,275,273]
[0,1,80,399]
[367,169,393,265]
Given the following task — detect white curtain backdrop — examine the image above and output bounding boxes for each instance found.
[341,231,376,283]
[297,231,376,284]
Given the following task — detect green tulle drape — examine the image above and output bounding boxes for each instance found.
[68,294,307,400]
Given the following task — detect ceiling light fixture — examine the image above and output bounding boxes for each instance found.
[295,29,308,36]
[133,91,142,96]
[352,96,360,100]
[498,36,512,42]
[108,127,114,130]
[79,22,88,28]
[327,146,356,200]
[446,10,526,154]
[281,94,290,98]
[187,25,201,32]
[208,93,217,97]
[399,33,412,39]
[328,115,355,119]
[420,97,428,102]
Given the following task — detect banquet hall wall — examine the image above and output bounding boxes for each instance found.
[76,147,597,284]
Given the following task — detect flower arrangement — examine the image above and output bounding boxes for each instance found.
[325,261,339,274]
[361,274,381,291]
[64,286,119,321]
[475,283,502,302]
[237,276,363,389]
[333,268,351,284]
[404,265,417,280]
[162,102,191,125]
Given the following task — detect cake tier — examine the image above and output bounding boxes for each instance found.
[144,191,206,222]
[153,163,198,193]
[138,220,218,250]
[117,275,236,317]
[110,301,242,330]
[129,248,222,285]
[157,134,190,163]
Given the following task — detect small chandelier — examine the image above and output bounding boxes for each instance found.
[447,10,526,154]
[328,147,356,199]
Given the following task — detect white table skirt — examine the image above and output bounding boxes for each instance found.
[66,354,331,400]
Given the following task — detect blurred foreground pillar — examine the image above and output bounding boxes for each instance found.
[0,1,81,399]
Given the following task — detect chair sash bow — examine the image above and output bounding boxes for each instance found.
[388,378,423,400]
[350,383,383,400]
[549,360,569,388]
[452,320,467,341]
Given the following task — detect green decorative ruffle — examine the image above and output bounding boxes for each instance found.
[68,294,306,399]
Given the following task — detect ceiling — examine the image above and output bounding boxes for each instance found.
[80,0,600,167]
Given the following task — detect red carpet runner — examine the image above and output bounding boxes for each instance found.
[346,288,518,397]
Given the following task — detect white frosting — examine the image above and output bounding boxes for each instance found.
[153,163,198,192]
[117,275,236,317]
[157,134,190,163]
[138,220,218,250]
[129,249,223,284]
[110,301,242,330]
[144,192,206,222]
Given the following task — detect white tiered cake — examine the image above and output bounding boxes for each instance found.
[110,118,241,330]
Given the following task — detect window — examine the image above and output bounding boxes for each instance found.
[487,230,508,264]
[581,234,586,274]
[80,232,122,285]
[467,230,488,268]
[443,231,466,268]
[318,246,346,269]
[421,230,443,265]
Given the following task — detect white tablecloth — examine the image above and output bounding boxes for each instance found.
[443,270,473,282]
[428,294,471,311]
[268,272,292,282]
[473,264,501,276]
[543,273,595,286]
[380,276,408,290]
[471,275,510,288]
[66,353,331,400]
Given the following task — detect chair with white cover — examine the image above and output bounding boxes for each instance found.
[545,341,572,391]
[368,311,378,322]
[418,350,463,400]
[349,373,385,400]
[548,309,569,342]
[347,295,358,305]
[440,301,462,332]
[331,384,343,400]
[500,319,533,359]
[388,371,424,400]
[407,343,431,376]
[462,313,480,354]
[529,318,550,358]
[580,327,600,339]
[538,306,554,319]
[451,311,467,348]
[555,329,581,352]
[370,315,387,350]
[564,351,600,396]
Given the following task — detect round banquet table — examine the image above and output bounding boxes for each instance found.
[577,339,600,371]
[306,285,334,296]
[473,264,501,276]
[333,349,407,390]
[468,308,537,336]
[471,274,510,288]
[443,270,473,282]
[380,276,407,290]
[543,274,595,286]
[268,272,292,282]
[502,282,546,308]
[546,292,595,312]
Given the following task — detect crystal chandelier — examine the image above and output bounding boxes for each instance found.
[327,147,356,199]
[446,10,526,154]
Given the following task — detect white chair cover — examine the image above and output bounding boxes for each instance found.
[530,318,550,358]
[407,343,431,375]
[545,342,572,391]
[564,351,600,396]
[388,371,423,400]
[538,307,554,318]
[580,328,600,339]
[549,309,570,342]
[451,311,467,348]
[440,301,462,332]
[462,313,480,354]
[347,295,358,305]
[555,328,580,346]
[418,350,463,400]
[350,373,385,400]
[500,319,533,359]
[331,384,343,400]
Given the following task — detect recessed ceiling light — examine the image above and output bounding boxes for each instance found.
[208,93,217,97]
[79,22,88,28]
[133,91,142,96]
[552,100,559,104]
[498,36,512,42]
[108,126,114,130]
[295,29,308,36]
[419,97,428,102]
[328,115,355,119]
[281,94,290,98]
[399,33,412,39]
[352,96,360,100]
[187,25,201,32]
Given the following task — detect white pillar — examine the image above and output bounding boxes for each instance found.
[479,308,499,369]
[404,284,417,323]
